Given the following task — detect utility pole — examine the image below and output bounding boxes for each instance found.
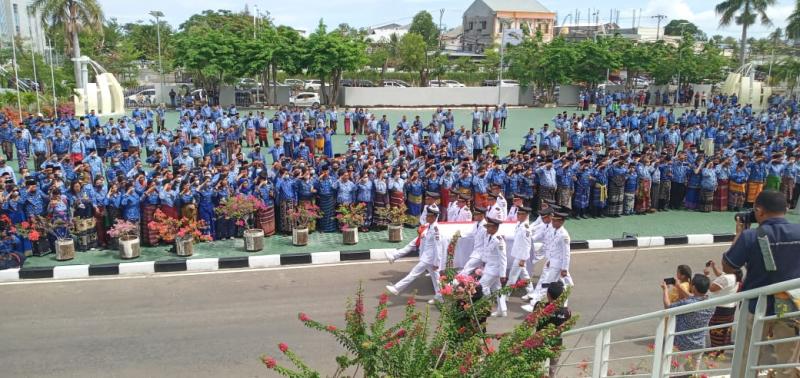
[675,22,688,106]
[438,8,445,84]
[498,18,509,105]
[254,4,260,106]
[27,11,40,114]
[652,14,666,41]
[10,11,23,120]
[150,11,165,107]
[47,38,57,112]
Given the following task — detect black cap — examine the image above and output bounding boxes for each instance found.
[426,191,440,198]
[458,194,470,201]
[488,192,498,199]
[552,212,568,220]
[485,217,502,226]
[539,207,554,216]
[25,179,37,186]
[426,206,440,215]
[518,206,532,213]
[474,206,487,214]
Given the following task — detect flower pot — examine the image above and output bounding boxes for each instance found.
[119,236,141,259]
[175,237,194,257]
[243,229,264,252]
[343,228,358,245]
[31,238,51,256]
[292,228,309,246]
[388,224,403,243]
[56,239,75,261]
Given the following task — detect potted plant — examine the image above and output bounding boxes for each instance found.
[336,203,367,245]
[15,219,46,256]
[107,219,140,259]
[376,204,407,242]
[30,216,74,261]
[216,194,268,252]
[148,209,211,257]
[288,204,321,246]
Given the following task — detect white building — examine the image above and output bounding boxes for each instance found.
[0,0,47,55]
[366,23,408,43]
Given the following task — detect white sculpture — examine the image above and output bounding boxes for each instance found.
[73,56,125,116]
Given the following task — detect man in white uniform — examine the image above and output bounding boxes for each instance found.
[418,191,440,225]
[521,207,554,301]
[506,195,524,222]
[502,206,535,303]
[490,183,508,217]
[480,217,508,317]
[486,193,507,220]
[447,194,472,222]
[522,211,572,312]
[458,207,487,275]
[386,206,446,304]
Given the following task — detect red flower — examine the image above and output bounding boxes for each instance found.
[355,299,365,316]
[457,326,466,334]
[459,365,469,374]
[278,343,289,353]
[543,302,557,316]
[440,284,453,296]
[383,341,395,350]
[20,221,29,229]
[512,279,528,289]
[523,336,543,349]
[406,297,416,306]
[262,356,277,369]
[28,230,40,241]
[395,329,406,338]
[298,312,310,322]
[378,308,388,320]
[379,293,389,305]
[326,325,337,332]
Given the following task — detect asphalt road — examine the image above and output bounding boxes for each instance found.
[0,244,730,377]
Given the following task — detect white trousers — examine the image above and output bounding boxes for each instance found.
[530,263,574,305]
[386,246,413,261]
[459,257,484,276]
[480,273,507,313]
[394,261,442,299]
[506,262,535,295]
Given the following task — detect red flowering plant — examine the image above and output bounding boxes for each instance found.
[106,219,139,241]
[14,220,40,242]
[214,194,267,229]
[287,204,322,230]
[335,203,367,231]
[147,209,211,243]
[376,204,407,227]
[262,278,575,377]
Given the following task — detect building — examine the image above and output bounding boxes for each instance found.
[441,25,463,51]
[366,23,409,43]
[462,0,556,53]
[554,23,620,42]
[0,0,47,55]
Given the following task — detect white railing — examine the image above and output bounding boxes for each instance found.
[556,277,800,378]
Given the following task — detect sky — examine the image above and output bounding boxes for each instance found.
[98,0,795,39]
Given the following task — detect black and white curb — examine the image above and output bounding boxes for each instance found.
[0,233,735,282]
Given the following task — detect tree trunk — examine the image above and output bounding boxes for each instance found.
[320,77,327,105]
[70,5,82,89]
[331,69,342,106]
[264,68,270,106]
[739,5,749,67]
[271,64,278,104]
[380,59,388,85]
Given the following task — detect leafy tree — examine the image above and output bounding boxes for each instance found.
[30,0,105,89]
[715,0,775,66]
[398,32,428,86]
[304,20,367,104]
[173,26,240,96]
[122,20,174,65]
[573,37,621,86]
[664,20,706,40]
[408,11,440,48]
[787,5,800,40]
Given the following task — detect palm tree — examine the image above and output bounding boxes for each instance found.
[715,0,775,67]
[788,5,800,40]
[29,0,104,89]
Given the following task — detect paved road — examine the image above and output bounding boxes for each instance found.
[0,244,729,377]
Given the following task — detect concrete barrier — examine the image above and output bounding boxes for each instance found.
[338,86,521,107]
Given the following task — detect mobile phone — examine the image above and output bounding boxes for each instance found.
[664,277,676,285]
[542,283,551,288]
[706,260,713,267]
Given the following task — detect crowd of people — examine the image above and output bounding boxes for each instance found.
[0,90,798,266]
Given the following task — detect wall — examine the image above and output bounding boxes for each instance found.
[338,86,520,107]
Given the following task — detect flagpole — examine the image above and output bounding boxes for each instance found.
[47,37,57,113]
[10,20,23,121]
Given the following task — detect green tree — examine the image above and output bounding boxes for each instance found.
[664,20,706,40]
[715,0,775,66]
[398,32,428,86]
[304,20,367,104]
[30,0,104,89]
[573,38,621,86]
[173,27,240,96]
[787,5,800,40]
[408,11,440,48]
[122,20,175,64]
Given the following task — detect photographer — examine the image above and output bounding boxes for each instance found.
[723,190,800,378]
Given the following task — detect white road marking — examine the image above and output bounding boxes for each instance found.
[1,243,731,286]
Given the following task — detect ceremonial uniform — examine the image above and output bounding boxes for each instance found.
[526,224,573,309]
[504,218,535,300]
[386,220,445,303]
[459,218,487,275]
[480,228,508,316]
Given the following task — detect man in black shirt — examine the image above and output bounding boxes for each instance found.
[536,281,572,377]
[723,191,800,378]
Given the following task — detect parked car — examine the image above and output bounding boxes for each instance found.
[482,80,498,87]
[381,79,411,88]
[126,89,157,105]
[340,79,376,87]
[289,92,320,107]
[430,80,466,88]
[284,79,305,89]
[304,79,322,92]
[236,78,262,90]
[632,77,650,89]
[481,79,519,87]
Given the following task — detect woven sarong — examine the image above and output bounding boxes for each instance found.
[373,193,389,227]
[539,187,556,205]
[141,204,159,246]
[709,306,735,348]
[255,206,276,236]
[713,180,729,211]
[635,179,651,213]
[685,187,699,210]
[317,194,337,232]
[607,184,624,216]
[700,189,714,212]
[746,182,764,204]
[557,187,573,210]
[781,177,796,206]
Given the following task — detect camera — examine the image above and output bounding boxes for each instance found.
[735,210,756,225]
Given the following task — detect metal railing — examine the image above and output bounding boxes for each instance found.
[557,277,800,377]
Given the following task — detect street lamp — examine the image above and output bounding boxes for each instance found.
[497,18,511,105]
[149,10,165,107]
[675,22,689,106]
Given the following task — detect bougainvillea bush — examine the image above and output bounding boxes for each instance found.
[262,232,575,377]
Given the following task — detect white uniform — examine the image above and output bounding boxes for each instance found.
[449,204,472,222]
[529,225,572,305]
[446,202,460,221]
[503,219,535,299]
[507,206,519,222]
[486,203,506,221]
[479,233,508,313]
[459,219,487,275]
[419,203,439,225]
[496,193,508,217]
[390,222,445,299]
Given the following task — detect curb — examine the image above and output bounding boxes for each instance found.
[0,233,734,282]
